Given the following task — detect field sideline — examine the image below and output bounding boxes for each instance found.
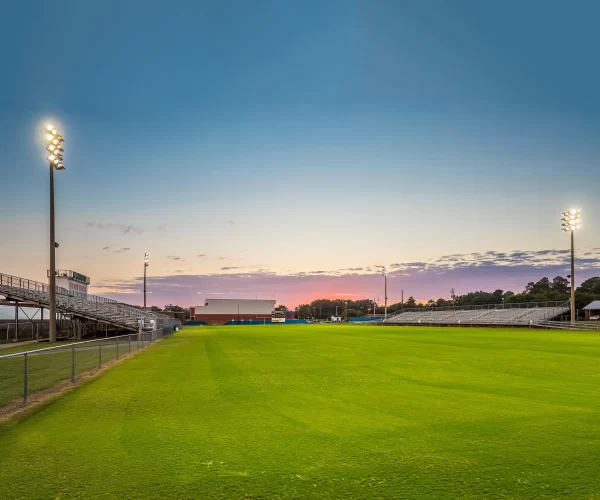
[0,324,599,499]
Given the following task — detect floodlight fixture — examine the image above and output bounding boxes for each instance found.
[381,265,389,321]
[561,208,582,324]
[143,253,150,310]
[44,124,66,343]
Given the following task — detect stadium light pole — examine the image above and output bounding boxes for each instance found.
[382,265,389,321]
[144,253,150,311]
[45,125,65,343]
[561,209,581,323]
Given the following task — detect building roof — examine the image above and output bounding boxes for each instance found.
[583,301,600,310]
[194,299,276,315]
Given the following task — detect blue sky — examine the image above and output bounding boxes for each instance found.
[1,0,599,307]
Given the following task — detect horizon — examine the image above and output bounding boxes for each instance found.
[2,1,599,308]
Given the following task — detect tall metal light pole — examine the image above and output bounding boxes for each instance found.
[45,125,65,343]
[144,253,150,311]
[382,265,389,321]
[561,209,581,323]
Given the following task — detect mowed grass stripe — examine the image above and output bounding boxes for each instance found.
[0,325,599,499]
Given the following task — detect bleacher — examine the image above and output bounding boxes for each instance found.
[0,273,172,332]
[384,302,569,327]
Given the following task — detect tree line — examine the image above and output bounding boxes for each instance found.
[291,276,600,319]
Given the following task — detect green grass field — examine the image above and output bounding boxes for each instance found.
[0,324,599,499]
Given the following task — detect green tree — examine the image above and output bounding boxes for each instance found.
[577,277,600,294]
[405,296,417,308]
[164,304,185,313]
[296,304,312,319]
[551,276,570,294]
[525,278,551,295]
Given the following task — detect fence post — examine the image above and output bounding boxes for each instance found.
[137,333,140,351]
[129,335,131,354]
[24,353,28,403]
[99,343,102,368]
[71,343,75,382]
[116,336,119,360]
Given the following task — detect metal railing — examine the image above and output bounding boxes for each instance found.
[537,320,600,331]
[0,328,171,409]
[0,273,116,304]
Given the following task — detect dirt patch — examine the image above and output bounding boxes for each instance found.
[0,340,162,423]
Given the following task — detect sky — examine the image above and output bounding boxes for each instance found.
[1,0,599,308]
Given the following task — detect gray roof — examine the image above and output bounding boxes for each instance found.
[194,299,276,315]
[583,301,600,310]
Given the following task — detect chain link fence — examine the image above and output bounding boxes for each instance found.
[0,328,172,409]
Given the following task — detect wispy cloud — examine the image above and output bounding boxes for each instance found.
[197,254,206,258]
[87,223,144,235]
[158,224,168,232]
[102,246,131,254]
[167,255,184,261]
[227,220,235,225]
[90,247,600,308]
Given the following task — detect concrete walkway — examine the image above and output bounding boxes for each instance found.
[0,339,38,350]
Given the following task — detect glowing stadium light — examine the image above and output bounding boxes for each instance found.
[144,252,150,311]
[381,265,389,321]
[561,208,581,324]
[44,124,66,343]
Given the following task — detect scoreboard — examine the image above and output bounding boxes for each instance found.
[48,270,90,297]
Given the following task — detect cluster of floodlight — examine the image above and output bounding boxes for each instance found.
[381,265,388,276]
[45,125,64,170]
[145,252,150,266]
[561,209,581,232]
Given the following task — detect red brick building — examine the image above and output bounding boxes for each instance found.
[190,299,276,325]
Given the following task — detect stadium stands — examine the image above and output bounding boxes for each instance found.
[384,302,569,327]
[0,273,171,332]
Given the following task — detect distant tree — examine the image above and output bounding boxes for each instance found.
[296,304,312,319]
[577,277,600,295]
[164,304,185,313]
[150,305,162,312]
[275,305,289,312]
[551,276,570,295]
[405,296,417,308]
[525,277,551,295]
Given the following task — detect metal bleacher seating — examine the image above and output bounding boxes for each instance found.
[0,273,169,332]
[384,302,570,327]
